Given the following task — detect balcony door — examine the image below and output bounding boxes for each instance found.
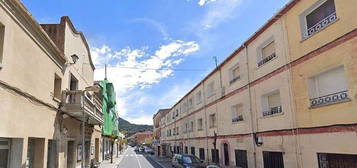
[0,138,9,168]
[70,74,78,91]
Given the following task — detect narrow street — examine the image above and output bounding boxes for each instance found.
[117,147,168,168]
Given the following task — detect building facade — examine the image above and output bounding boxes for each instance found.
[0,1,103,168]
[156,0,357,167]
[153,109,170,156]
[127,131,154,146]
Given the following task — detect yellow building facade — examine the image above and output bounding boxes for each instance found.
[156,0,357,167]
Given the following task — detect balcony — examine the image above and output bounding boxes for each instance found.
[258,53,276,67]
[61,90,103,125]
[305,12,337,38]
[263,106,282,117]
[310,90,350,108]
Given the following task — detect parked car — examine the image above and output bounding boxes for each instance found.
[144,147,155,155]
[139,146,145,152]
[172,154,206,168]
[134,146,140,152]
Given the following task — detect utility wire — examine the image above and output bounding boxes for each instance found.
[100,65,208,72]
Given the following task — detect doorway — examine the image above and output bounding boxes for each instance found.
[0,138,9,168]
[223,143,229,166]
[157,146,160,156]
[95,139,99,162]
[67,141,75,168]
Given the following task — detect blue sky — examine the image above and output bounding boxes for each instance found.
[23,0,290,125]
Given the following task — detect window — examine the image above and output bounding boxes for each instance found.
[308,66,349,108]
[53,74,62,100]
[300,0,337,38]
[197,118,203,131]
[263,151,284,168]
[262,91,282,117]
[188,98,193,109]
[211,149,219,163]
[199,148,205,160]
[235,150,248,168]
[207,82,215,97]
[189,121,194,132]
[176,109,179,117]
[196,91,202,104]
[258,40,276,67]
[184,123,188,133]
[176,127,179,135]
[173,128,176,135]
[209,114,216,128]
[0,24,4,69]
[182,102,188,113]
[318,153,357,168]
[191,147,195,156]
[232,104,244,122]
[229,64,241,84]
[185,146,188,154]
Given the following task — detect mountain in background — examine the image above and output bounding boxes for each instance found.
[118,117,153,137]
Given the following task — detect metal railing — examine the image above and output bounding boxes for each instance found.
[263,106,282,117]
[62,90,103,120]
[310,90,349,108]
[258,53,276,67]
[232,115,244,122]
[229,76,241,84]
[305,12,337,38]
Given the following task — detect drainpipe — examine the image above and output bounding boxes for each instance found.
[243,44,258,168]
[82,110,85,168]
[202,81,210,164]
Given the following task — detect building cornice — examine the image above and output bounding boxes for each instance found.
[60,16,96,70]
[1,0,67,70]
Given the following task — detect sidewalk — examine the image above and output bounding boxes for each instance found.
[147,155,172,168]
[99,155,123,168]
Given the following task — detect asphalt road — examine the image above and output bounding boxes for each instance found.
[117,147,165,168]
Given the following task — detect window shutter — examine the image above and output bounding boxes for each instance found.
[262,41,275,59]
[314,66,347,97]
[268,92,281,108]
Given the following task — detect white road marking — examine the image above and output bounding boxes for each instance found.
[135,153,143,168]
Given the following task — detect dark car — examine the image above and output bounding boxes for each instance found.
[172,154,206,168]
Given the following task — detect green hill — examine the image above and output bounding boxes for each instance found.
[118,117,153,137]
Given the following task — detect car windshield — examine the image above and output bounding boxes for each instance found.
[182,156,200,164]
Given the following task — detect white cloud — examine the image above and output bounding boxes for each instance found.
[198,0,217,6]
[201,0,243,29]
[132,18,169,39]
[125,114,154,125]
[158,80,194,107]
[92,40,199,124]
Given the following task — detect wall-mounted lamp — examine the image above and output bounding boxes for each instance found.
[71,54,79,64]
[253,133,263,146]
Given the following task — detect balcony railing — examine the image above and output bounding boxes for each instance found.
[310,90,349,108]
[258,53,276,67]
[61,90,103,125]
[263,106,282,117]
[229,76,241,84]
[305,12,337,38]
[232,115,244,122]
